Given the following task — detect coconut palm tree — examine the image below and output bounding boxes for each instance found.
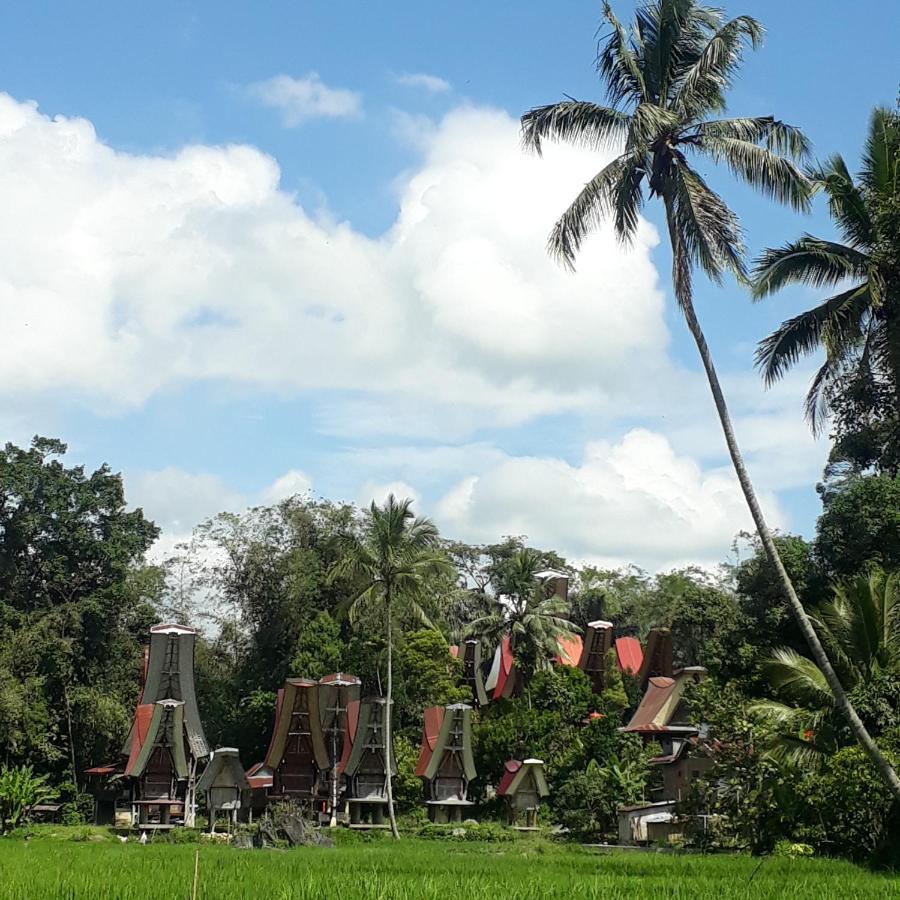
[330,495,453,838]
[465,549,579,695]
[752,569,900,769]
[754,107,900,432]
[520,0,900,798]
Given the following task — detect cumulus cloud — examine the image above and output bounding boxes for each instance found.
[128,466,313,559]
[395,72,451,93]
[260,469,313,504]
[246,73,362,126]
[434,429,784,571]
[0,92,823,569]
[0,93,665,432]
[357,480,421,509]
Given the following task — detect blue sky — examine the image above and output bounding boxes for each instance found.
[1,1,897,570]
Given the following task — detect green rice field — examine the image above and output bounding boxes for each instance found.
[0,835,896,899]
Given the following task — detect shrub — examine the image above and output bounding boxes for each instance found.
[416,822,515,842]
[801,742,900,863]
[0,765,55,833]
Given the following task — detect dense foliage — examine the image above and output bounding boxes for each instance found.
[3,434,900,861]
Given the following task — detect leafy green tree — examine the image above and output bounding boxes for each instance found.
[0,438,159,781]
[330,495,453,839]
[197,497,359,691]
[465,549,578,695]
[753,107,900,470]
[733,533,824,665]
[815,474,900,577]
[553,735,654,838]
[392,629,467,741]
[520,0,900,798]
[801,740,900,864]
[652,569,741,676]
[290,611,344,680]
[569,566,652,633]
[679,679,806,853]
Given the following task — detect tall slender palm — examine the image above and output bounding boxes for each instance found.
[752,569,900,769]
[466,549,578,693]
[520,0,900,797]
[330,495,453,838]
[754,107,900,430]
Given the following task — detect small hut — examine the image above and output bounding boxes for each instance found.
[415,703,476,823]
[197,748,250,833]
[340,697,395,827]
[496,758,549,829]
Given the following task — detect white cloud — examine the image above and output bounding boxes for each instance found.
[128,467,244,537]
[0,92,824,568]
[246,73,362,126]
[128,466,313,559]
[0,94,665,433]
[434,429,784,571]
[259,469,313,504]
[395,72,451,94]
[357,480,421,509]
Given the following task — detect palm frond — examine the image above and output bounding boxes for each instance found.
[860,106,900,198]
[761,647,834,708]
[692,116,809,160]
[669,161,746,286]
[694,135,810,211]
[520,101,630,156]
[673,15,763,117]
[548,152,642,267]
[809,154,873,250]
[754,284,871,387]
[751,236,870,298]
[597,1,648,108]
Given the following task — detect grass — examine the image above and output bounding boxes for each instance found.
[0,831,897,899]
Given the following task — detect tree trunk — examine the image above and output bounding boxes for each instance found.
[384,590,400,839]
[61,679,79,790]
[680,294,900,800]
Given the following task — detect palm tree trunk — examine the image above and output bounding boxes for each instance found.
[384,589,400,839]
[680,294,900,800]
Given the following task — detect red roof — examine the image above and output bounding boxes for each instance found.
[84,764,119,776]
[496,759,522,796]
[555,634,583,667]
[493,635,515,700]
[124,704,155,777]
[244,762,273,790]
[414,706,445,777]
[615,637,643,674]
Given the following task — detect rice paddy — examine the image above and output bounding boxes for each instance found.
[0,834,897,899]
